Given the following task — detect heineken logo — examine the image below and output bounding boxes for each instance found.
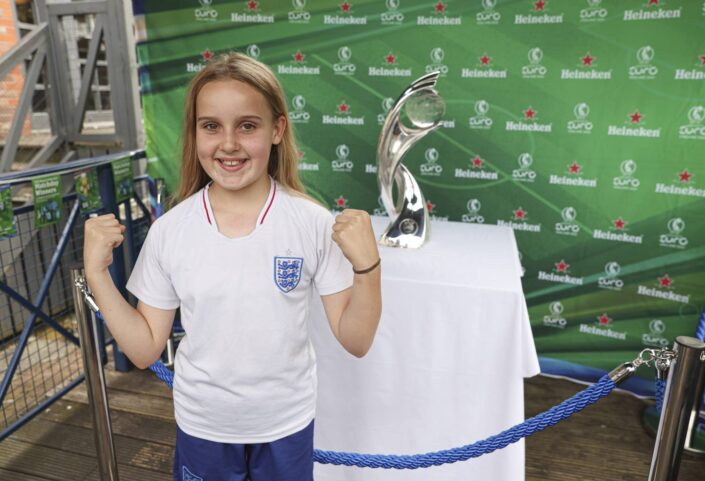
[537,259,583,285]
[232,1,275,23]
[637,274,690,304]
[324,1,368,24]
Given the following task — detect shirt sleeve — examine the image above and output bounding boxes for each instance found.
[313,212,354,296]
[126,221,180,310]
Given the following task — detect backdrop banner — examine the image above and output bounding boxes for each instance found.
[133,0,704,409]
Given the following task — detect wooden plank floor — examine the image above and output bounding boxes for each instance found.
[0,365,703,480]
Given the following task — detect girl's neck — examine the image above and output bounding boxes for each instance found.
[208,175,272,216]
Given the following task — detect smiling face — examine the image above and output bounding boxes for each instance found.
[195,79,285,197]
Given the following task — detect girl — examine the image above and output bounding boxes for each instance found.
[83,52,382,481]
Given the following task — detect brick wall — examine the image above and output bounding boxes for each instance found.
[0,0,32,141]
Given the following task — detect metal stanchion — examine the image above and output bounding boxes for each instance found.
[648,336,705,481]
[685,355,705,454]
[70,267,120,481]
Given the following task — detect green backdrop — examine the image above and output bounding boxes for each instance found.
[133,0,705,399]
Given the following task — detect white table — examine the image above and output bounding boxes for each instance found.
[310,217,540,481]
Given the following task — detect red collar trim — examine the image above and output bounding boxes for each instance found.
[202,188,212,225]
[259,181,276,225]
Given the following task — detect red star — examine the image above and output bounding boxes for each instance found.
[201,49,214,61]
[338,102,349,113]
[426,200,436,213]
[569,162,581,174]
[582,54,594,66]
[679,169,692,182]
[613,218,626,230]
[480,54,491,65]
[555,260,569,273]
[434,1,446,14]
[648,0,659,5]
[524,107,536,119]
[340,1,351,12]
[471,156,484,168]
[514,208,527,220]
[335,196,347,208]
[247,0,258,11]
[297,150,305,159]
[293,51,305,63]
[700,55,705,66]
[535,0,546,11]
[630,111,642,123]
[598,314,611,325]
[659,274,672,288]
[385,53,396,65]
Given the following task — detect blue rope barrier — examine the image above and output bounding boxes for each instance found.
[655,379,666,414]
[92,311,617,469]
[138,359,615,469]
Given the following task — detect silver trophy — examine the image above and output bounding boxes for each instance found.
[377,71,445,248]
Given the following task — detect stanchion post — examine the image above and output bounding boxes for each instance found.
[648,336,705,481]
[685,357,705,454]
[70,267,120,481]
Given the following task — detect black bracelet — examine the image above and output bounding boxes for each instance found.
[353,258,381,274]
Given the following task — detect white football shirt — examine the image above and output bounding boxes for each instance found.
[127,180,353,443]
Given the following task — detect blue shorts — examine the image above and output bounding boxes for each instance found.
[173,420,314,481]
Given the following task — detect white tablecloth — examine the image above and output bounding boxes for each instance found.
[310,217,540,481]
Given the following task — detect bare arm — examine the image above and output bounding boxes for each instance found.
[321,210,382,357]
[84,214,175,369]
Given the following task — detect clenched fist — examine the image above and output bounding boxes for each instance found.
[83,214,126,276]
[331,209,380,273]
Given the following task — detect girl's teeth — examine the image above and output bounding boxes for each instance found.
[222,160,241,167]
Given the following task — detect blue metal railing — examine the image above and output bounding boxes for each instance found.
[0,149,150,441]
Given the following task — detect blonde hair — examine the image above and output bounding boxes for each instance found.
[176,52,304,202]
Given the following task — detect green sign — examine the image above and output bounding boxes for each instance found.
[133,0,705,396]
[32,175,62,228]
[75,170,102,214]
[0,186,16,238]
[111,157,134,203]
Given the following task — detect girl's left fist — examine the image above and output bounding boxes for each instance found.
[332,209,380,271]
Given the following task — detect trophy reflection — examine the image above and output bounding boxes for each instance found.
[377,71,446,248]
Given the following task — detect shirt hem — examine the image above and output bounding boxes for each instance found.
[174,408,316,444]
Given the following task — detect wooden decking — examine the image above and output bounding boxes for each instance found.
[0,364,703,480]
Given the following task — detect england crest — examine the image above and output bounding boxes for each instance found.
[274,256,303,293]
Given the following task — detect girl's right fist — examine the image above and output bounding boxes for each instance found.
[83,214,126,276]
